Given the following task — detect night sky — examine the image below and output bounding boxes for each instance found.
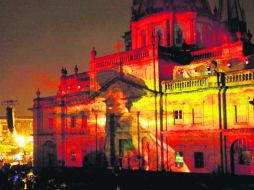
[0,0,253,116]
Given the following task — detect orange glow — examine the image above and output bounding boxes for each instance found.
[33,74,58,90]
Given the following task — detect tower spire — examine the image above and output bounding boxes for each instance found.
[219,0,247,33]
[218,0,228,22]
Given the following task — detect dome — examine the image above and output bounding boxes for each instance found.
[131,0,212,21]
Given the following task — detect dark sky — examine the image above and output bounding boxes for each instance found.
[0,0,253,116]
[0,0,132,116]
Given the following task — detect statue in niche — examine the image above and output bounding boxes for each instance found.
[196,28,202,47]
[154,27,163,46]
[156,30,163,45]
[176,27,183,45]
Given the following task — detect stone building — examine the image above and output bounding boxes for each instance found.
[33,0,254,175]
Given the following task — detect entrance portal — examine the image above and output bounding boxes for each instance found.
[230,138,253,175]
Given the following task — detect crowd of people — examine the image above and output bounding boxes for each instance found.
[1,163,254,190]
[0,164,69,190]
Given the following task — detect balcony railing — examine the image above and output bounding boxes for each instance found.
[162,76,217,93]
[163,68,254,93]
[191,41,243,62]
[226,69,254,86]
[92,46,153,70]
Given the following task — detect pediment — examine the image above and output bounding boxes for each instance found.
[90,72,156,101]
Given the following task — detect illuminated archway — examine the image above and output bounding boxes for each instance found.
[230,138,253,175]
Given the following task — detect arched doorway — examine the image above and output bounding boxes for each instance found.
[42,141,57,168]
[230,138,253,175]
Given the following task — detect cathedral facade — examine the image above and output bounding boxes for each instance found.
[33,0,254,175]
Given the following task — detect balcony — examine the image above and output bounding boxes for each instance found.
[162,76,219,93]
[162,68,254,93]
[91,46,153,70]
[191,41,243,62]
[225,69,254,86]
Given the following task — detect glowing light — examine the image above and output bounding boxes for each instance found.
[176,152,184,163]
[15,135,25,147]
[13,153,23,161]
[140,119,149,129]
[98,117,106,126]
[78,85,81,89]
[27,171,34,177]
[114,40,123,52]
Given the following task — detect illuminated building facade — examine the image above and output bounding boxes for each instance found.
[33,0,254,175]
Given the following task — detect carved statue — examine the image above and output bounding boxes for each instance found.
[176,27,183,44]
[61,67,67,76]
[74,65,79,74]
[247,30,253,41]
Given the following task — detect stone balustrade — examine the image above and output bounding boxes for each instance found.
[191,41,243,62]
[163,68,254,93]
[226,69,254,86]
[92,46,152,70]
[162,76,212,93]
